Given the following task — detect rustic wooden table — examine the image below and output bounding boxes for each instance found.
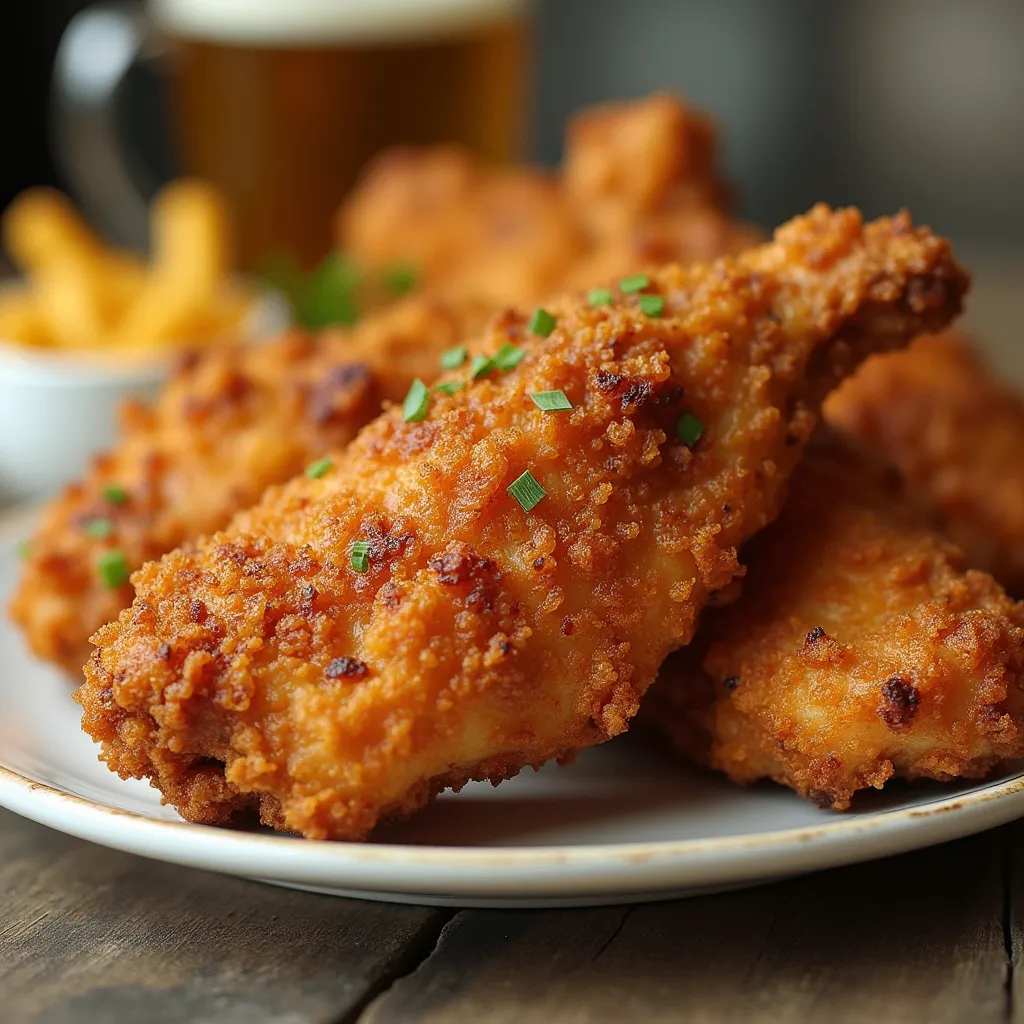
[1,805,1016,1023]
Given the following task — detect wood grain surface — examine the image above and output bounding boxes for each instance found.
[2,807,1020,1023]
[0,810,447,1024]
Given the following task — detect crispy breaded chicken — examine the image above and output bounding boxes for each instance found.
[337,147,585,307]
[562,92,730,243]
[338,94,753,307]
[9,297,489,674]
[11,93,745,678]
[562,207,764,293]
[826,332,1024,593]
[560,94,762,287]
[76,206,967,839]
[646,431,1024,809]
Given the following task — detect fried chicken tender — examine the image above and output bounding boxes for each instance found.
[562,92,730,243]
[560,94,762,288]
[9,297,489,674]
[338,94,753,307]
[562,207,764,293]
[826,332,1024,593]
[646,431,1024,809]
[337,147,585,307]
[76,206,967,839]
[11,93,746,679]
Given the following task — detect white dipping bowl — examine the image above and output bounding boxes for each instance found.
[0,291,290,503]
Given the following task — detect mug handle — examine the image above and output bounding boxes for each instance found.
[51,3,167,249]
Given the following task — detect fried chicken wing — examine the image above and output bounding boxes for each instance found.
[9,297,488,674]
[646,431,1024,809]
[338,94,753,308]
[562,92,730,243]
[11,92,748,679]
[826,332,1024,593]
[76,206,967,839]
[562,207,764,294]
[337,147,584,307]
[560,94,762,289]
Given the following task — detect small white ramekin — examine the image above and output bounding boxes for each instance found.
[0,291,289,502]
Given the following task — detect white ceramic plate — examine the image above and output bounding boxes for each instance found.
[2,506,1024,908]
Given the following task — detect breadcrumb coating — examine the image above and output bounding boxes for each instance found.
[8,297,488,673]
[337,147,585,307]
[562,92,730,243]
[338,93,756,306]
[11,92,749,677]
[77,206,967,838]
[826,332,1024,593]
[646,431,1024,809]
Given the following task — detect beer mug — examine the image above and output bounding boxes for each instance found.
[53,0,530,270]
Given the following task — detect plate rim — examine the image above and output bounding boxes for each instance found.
[5,502,1024,902]
[3,757,1024,900]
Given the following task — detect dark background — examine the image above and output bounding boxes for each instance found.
[3,0,1023,252]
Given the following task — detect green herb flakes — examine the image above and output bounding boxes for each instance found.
[402,378,430,422]
[676,413,704,448]
[98,550,130,589]
[528,308,557,338]
[531,390,573,412]
[507,470,547,512]
[306,457,334,479]
[350,540,370,573]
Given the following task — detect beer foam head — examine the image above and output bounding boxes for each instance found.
[153,0,528,45]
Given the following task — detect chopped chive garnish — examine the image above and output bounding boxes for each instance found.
[97,549,130,589]
[531,390,573,412]
[103,484,128,505]
[528,308,557,338]
[494,342,526,371]
[15,539,30,560]
[433,381,462,396]
[470,354,496,380]
[637,294,665,317]
[619,273,650,294]
[507,470,547,512]
[302,252,361,328]
[383,262,417,297]
[588,288,613,307]
[439,345,468,370]
[350,540,370,573]
[676,412,704,448]
[402,378,430,422]
[306,457,334,479]
[83,518,114,540]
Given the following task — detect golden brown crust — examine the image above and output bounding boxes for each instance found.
[11,93,742,679]
[8,297,488,674]
[826,332,1024,593]
[337,147,585,308]
[11,92,753,678]
[562,92,731,243]
[76,206,967,839]
[338,94,754,306]
[562,208,764,292]
[646,430,1024,809]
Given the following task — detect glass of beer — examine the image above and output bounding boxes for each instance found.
[52,0,530,269]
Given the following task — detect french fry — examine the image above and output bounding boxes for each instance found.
[2,189,111,345]
[111,180,233,349]
[0,289,51,348]
[1,180,247,352]
[2,188,107,274]
[151,179,231,290]
[100,252,149,319]
[32,266,109,348]
[1,188,154,347]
